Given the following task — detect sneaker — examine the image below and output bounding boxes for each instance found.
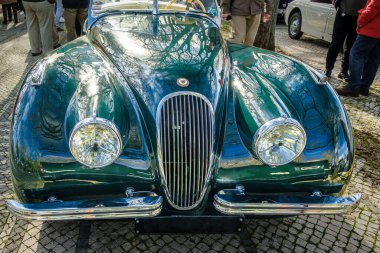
[59,17,65,23]
[334,85,359,97]
[57,26,64,32]
[31,51,43,56]
[337,72,349,82]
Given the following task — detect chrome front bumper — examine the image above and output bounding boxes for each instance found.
[7,191,162,221]
[214,188,361,215]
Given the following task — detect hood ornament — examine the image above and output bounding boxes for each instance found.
[177,78,189,87]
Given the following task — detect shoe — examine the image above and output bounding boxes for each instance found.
[359,86,370,96]
[324,69,332,78]
[53,43,61,49]
[334,85,359,97]
[337,72,349,82]
[31,51,42,56]
[59,17,65,23]
[57,26,64,32]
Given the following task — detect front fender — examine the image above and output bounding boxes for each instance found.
[10,38,156,202]
[216,44,354,194]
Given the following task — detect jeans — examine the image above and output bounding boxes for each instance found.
[349,35,380,89]
[325,9,357,73]
[54,0,63,26]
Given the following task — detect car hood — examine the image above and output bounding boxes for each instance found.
[88,14,229,115]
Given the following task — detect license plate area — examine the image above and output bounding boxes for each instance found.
[135,215,244,234]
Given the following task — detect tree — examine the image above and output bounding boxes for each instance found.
[254,0,280,51]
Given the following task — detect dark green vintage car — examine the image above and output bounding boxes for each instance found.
[7,0,360,229]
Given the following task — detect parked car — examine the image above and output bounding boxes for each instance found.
[7,0,360,230]
[285,0,336,42]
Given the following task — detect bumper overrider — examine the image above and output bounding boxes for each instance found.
[7,189,361,220]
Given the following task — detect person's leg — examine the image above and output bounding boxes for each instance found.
[76,8,87,36]
[35,1,54,53]
[52,23,60,48]
[17,0,24,13]
[348,35,378,89]
[244,13,261,46]
[341,15,358,75]
[360,39,380,89]
[11,3,18,23]
[7,4,12,21]
[325,10,349,74]
[54,0,63,26]
[2,5,8,24]
[64,8,77,42]
[23,1,42,54]
[230,15,247,44]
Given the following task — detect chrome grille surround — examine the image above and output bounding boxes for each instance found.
[156,92,214,210]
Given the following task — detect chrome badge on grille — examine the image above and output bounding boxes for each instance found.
[177,78,189,87]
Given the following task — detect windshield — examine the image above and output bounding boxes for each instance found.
[90,0,219,16]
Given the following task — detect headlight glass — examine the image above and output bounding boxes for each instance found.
[254,118,306,166]
[69,117,122,167]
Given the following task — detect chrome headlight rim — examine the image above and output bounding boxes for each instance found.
[253,117,307,166]
[69,117,122,168]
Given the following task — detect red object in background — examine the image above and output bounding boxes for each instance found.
[357,0,380,39]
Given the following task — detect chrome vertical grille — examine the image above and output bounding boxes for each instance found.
[157,92,214,210]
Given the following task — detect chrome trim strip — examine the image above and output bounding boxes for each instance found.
[214,189,361,215]
[156,92,214,210]
[7,192,162,221]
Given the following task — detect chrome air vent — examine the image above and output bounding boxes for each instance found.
[157,92,214,210]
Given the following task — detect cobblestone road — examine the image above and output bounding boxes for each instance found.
[0,18,379,253]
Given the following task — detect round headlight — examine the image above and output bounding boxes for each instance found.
[69,117,122,168]
[254,117,306,166]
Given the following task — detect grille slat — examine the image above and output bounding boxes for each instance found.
[158,93,213,210]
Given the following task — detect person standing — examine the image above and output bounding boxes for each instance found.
[22,0,55,55]
[335,0,380,97]
[324,0,367,81]
[54,0,64,30]
[1,0,18,24]
[17,0,24,14]
[62,0,89,42]
[221,0,272,46]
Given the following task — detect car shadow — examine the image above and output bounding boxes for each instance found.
[2,212,369,252]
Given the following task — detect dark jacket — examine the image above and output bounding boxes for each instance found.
[221,0,272,16]
[62,0,89,9]
[357,0,380,39]
[339,0,367,16]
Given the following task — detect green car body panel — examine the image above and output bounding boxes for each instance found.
[9,13,354,212]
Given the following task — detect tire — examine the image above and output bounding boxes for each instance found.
[288,11,303,40]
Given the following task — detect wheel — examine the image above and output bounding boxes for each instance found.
[288,11,303,39]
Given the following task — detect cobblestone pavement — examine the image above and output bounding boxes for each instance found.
[0,18,379,253]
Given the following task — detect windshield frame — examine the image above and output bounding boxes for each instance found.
[87,0,220,28]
